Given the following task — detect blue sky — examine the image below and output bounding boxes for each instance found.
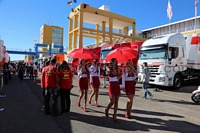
[0,0,198,60]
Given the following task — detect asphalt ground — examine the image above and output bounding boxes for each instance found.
[0,74,200,133]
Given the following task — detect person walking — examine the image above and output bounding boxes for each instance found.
[58,61,73,114]
[3,63,9,85]
[29,63,34,80]
[18,62,25,81]
[105,58,121,122]
[77,59,89,112]
[102,64,109,88]
[33,62,38,83]
[122,61,137,119]
[40,60,50,111]
[8,62,13,80]
[88,59,100,107]
[141,62,153,99]
[42,59,60,116]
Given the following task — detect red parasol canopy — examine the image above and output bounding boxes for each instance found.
[106,47,137,64]
[68,48,98,60]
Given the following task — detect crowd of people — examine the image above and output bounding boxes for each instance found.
[1,57,153,122]
[40,57,153,122]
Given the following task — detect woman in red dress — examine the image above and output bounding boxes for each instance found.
[105,58,121,122]
[88,59,100,107]
[77,59,89,112]
[122,60,137,119]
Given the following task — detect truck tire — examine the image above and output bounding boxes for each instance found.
[173,74,182,89]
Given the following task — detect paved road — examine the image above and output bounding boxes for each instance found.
[0,74,199,133]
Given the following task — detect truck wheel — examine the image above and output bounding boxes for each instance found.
[173,74,182,89]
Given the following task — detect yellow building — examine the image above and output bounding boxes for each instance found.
[68,4,145,52]
[24,55,33,62]
[39,24,64,57]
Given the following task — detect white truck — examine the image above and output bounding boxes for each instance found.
[138,33,200,89]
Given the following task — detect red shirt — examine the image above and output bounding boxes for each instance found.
[41,67,46,88]
[59,69,73,89]
[43,65,58,88]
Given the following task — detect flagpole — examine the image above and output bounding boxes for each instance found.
[169,19,171,34]
[194,0,198,33]
[167,0,172,34]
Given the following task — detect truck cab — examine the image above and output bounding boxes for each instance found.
[100,42,143,64]
[138,33,187,89]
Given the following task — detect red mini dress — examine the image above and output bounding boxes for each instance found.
[108,72,120,97]
[125,72,136,95]
[79,72,88,91]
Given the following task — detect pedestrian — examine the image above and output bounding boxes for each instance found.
[42,59,60,116]
[29,63,34,80]
[18,62,25,81]
[141,62,153,99]
[40,62,44,72]
[105,58,121,122]
[8,62,13,80]
[58,61,73,114]
[33,62,38,83]
[102,64,109,88]
[40,60,50,111]
[122,61,137,119]
[88,59,100,107]
[77,59,89,112]
[3,63,9,85]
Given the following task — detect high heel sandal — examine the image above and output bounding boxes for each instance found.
[83,106,87,112]
[94,101,98,107]
[124,113,129,118]
[113,116,118,123]
[125,113,132,119]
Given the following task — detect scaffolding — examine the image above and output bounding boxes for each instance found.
[68,3,145,52]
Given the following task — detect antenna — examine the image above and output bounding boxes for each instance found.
[48,16,51,25]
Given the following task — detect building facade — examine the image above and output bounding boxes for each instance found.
[39,24,64,57]
[141,16,200,39]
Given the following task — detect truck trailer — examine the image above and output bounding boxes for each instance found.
[138,33,200,89]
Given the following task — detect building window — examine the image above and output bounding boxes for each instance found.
[52,29,62,33]
[52,38,62,43]
[52,33,62,38]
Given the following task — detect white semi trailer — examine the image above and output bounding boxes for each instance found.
[138,33,200,89]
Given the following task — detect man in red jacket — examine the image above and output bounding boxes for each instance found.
[42,59,59,116]
[40,60,50,111]
[58,61,73,114]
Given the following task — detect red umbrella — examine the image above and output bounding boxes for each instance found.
[106,47,137,64]
[68,48,98,59]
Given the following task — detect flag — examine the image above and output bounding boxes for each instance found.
[195,0,199,17]
[73,0,77,3]
[167,0,173,20]
[67,1,72,5]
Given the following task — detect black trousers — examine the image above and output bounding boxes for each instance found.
[44,88,59,115]
[29,72,34,80]
[60,89,71,113]
[8,70,11,80]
